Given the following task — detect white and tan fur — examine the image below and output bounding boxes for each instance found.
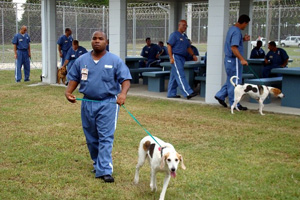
[134,136,186,200]
[230,76,284,115]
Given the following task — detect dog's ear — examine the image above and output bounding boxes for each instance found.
[160,152,169,169]
[177,153,186,170]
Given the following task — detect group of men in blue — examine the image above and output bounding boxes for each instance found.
[250,40,289,78]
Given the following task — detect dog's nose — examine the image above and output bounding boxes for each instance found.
[171,167,176,172]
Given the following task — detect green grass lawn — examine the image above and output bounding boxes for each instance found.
[0,69,300,199]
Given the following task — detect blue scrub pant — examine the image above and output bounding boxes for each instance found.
[15,49,30,82]
[215,57,242,106]
[167,54,193,98]
[81,96,119,177]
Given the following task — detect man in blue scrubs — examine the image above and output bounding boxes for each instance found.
[158,41,168,56]
[62,40,88,73]
[65,31,131,183]
[12,25,31,82]
[139,37,161,67]
[263,41,289,78]
[250,40,265,59]
[215,15,250,110]
[57,28,73,66]
[186,39,199,61]
[167,20,198,99]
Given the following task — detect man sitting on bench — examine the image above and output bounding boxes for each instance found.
[263,41,289,78]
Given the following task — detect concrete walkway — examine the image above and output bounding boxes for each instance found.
[128,79,300,116]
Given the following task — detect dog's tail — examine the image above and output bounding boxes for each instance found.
[230,76,239,87]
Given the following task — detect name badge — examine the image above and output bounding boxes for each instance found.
[81,68,88,81]
[269,56,273,59]
[71,55,75,58]
[105,65,113,69]
[19,39,23,42]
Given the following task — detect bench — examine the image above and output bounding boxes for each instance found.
[129,67,162,84]
[194,76,206,97]
[242,73,255,83]
[142,71,170,92]
[244,77,282,104]
[244,77,282,87]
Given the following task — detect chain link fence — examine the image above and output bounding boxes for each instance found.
[1,0,300,68]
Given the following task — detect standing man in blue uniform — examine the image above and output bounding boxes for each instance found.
[12,25,31,82]
[57,28,73,67]
[65,31,131,183]
[139,37,161,67]
[62,40,88,73]
[167,19,198,99]
[263,41,289,78]
[250,40,265,59]
[215,14,250,110]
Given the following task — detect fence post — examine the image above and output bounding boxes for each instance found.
[15,4,18,33]
[133,7,136,55]
[198,10,201,44]
[75,10,78,39]
[1,7,4,63]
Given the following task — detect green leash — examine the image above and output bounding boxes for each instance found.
[75,97,162,148]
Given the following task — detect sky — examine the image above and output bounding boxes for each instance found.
[13,0,26,20]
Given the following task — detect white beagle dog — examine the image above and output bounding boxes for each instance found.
[230,76,284,115]
[134,136,186,200]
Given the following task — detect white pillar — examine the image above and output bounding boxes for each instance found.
[240,0,253,59]
[168,2,186,34]
[109,0,127,60]
[41,0,57,84]
[205,0,230,104]
[187,3,192,40]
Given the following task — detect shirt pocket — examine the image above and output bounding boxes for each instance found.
[102,67,114,82]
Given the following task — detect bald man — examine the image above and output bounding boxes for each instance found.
[65,31,131,183]
[167,20,198,99]
[12,25,31,82]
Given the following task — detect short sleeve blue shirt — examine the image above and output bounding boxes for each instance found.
[67,51,132,100]
[167,31,191,56]
[250,47,265,59]
[224,26,243,58]
[65,46,88,61]
[57,35,73,51]
[265,48,289,68]
[161,46,168,56]
[141,44,161,60]
[12,33,30,50]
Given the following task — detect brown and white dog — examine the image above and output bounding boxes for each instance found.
[230,76,284,115]
[57,66,67,84]
[134,136,186,200]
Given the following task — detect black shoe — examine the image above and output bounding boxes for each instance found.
[187,92,198,99]
[237,105,248,111]
[215,96,227,108]
[167,95,181,98]
[97,175,114,183]
[24,79,30,82]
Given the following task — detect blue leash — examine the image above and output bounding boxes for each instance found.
[75,97,162,147]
